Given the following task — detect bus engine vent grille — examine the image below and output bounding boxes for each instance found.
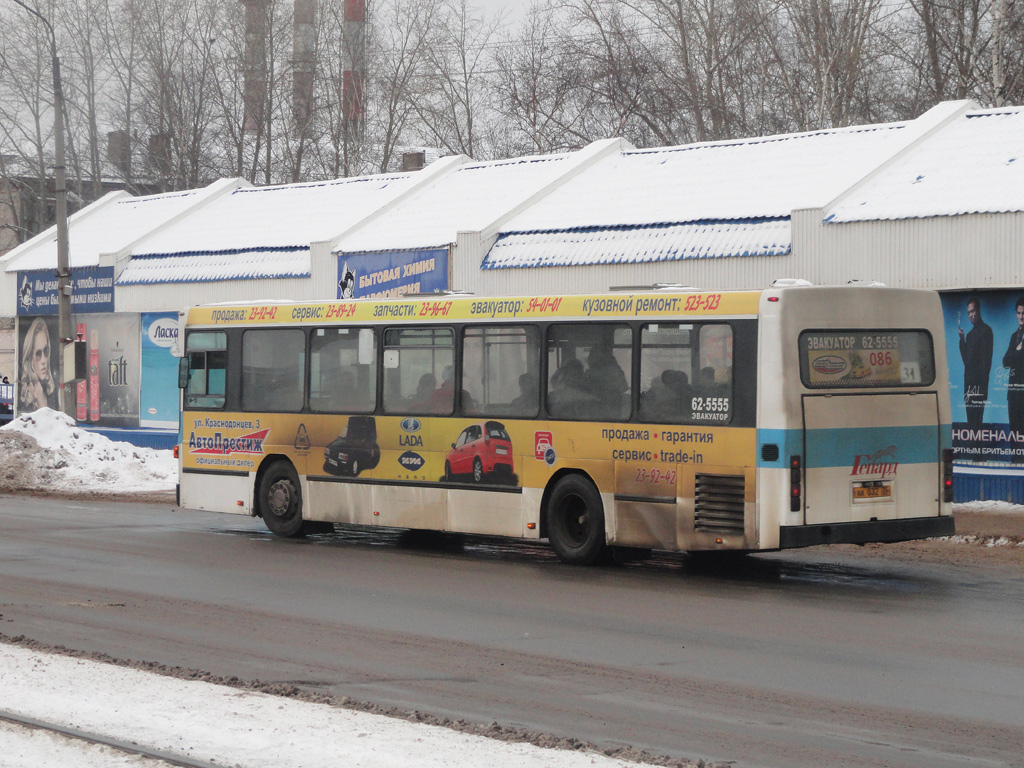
[694,474,746,533]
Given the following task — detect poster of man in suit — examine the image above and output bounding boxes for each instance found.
[942,291,1024,463]
[958,296,993,456]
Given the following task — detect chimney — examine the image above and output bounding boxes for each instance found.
[107,130,131,177]
[402,151,425,172]
[293,0,315,125]
[343,0,366,131]
[241,0,269,132]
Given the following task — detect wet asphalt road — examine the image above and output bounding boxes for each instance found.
[0,495,1022,768]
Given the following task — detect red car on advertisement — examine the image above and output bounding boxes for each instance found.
[445,421,514,483]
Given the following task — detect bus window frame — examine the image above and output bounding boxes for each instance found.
[239,327,307,413]
[544,322,633,422]
[309,326,378,414]
[461,323,542,420]
[637,321,736,426]
[382,325,457,416]
[183,330,228,410]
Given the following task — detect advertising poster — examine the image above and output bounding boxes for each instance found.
[72,313,142,429]
[337,248,448,299]
[941,290,1024,463]
[16,315,60,415]
[141,312,180,429]
[16,266,114,315]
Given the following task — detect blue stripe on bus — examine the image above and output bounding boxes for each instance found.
[805,425,939,468]
[758,425,949,468]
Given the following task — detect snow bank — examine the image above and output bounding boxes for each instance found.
[0,408,175,495]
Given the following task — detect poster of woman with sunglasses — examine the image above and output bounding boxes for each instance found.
[18,316,59,413]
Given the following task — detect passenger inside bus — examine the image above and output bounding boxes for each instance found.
[411,372,439,411]
[548,359,596,418]
[509,372,539,415]
[641,369,690,421]
[584,344,629,416]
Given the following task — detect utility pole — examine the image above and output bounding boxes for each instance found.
[9,0,73,415]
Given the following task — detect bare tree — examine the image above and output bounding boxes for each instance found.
[414,0,502,158]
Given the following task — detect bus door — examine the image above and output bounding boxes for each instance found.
[802,393,941,524]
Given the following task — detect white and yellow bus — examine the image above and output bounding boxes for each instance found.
[176,283,954,564]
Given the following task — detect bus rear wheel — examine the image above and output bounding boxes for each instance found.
[546,475,607,565]
[259,461,304,538]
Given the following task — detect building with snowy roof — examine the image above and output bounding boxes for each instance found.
[1,99,1022,500]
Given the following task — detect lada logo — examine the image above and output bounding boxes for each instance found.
[811,355,848,375]
[400,418,422,433]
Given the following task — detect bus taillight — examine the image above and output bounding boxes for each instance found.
[790,455,802,512]
[173,444,179,459]
[942,448,954,503]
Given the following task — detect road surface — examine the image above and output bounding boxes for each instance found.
[0,494,1021,768]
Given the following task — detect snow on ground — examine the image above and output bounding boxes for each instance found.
[0,644,641,768]
[0,408,176,495]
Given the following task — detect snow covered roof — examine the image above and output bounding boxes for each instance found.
[131,173,416,257]
[499,124,909,234]
[2,187,216,272]
[117,248,310,284]
[117,173,422,284]
[482,219,791,269]
[826,107,1024,222]
[335,153,577,253]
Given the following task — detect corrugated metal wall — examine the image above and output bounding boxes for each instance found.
[792,209,1024,290]
[456,210,1024,298]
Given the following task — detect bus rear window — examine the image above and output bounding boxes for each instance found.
[799,330,935,388]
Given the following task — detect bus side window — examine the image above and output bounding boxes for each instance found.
[639,324,692,423]
[382,327,454,415]
[462,325,540,418]
[638,323,733,424]
[184,331,227,409]
[546,324,631,420]
[241,329,305,412]
[310,327,376,413]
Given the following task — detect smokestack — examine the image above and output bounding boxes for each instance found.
[241,0,269,133]
[293,0,315,125]
[343,0,366,133]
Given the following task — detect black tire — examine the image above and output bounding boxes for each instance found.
[473,457,483,483]
[258,460,304,537]
[546,474,607,565]
[444,461,453,482]
[349,457,360,477]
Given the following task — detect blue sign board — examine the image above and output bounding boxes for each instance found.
[17,266,115,315]
[337,249,448,299]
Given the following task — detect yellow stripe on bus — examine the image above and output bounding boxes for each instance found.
[187,291,763,327]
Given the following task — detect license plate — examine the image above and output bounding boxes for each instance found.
[496,447,508,455]
[853,483,892,501]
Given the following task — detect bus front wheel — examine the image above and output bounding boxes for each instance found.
[546,475,607,565]
[259,461,304,538]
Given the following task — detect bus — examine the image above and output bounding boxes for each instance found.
[175,282,955,564]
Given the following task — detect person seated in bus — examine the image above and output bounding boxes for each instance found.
[641,369,690,421]
[584,343,629,416]
[548,359,596,418]
[509,372,539,415]
[410,372,439,411]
